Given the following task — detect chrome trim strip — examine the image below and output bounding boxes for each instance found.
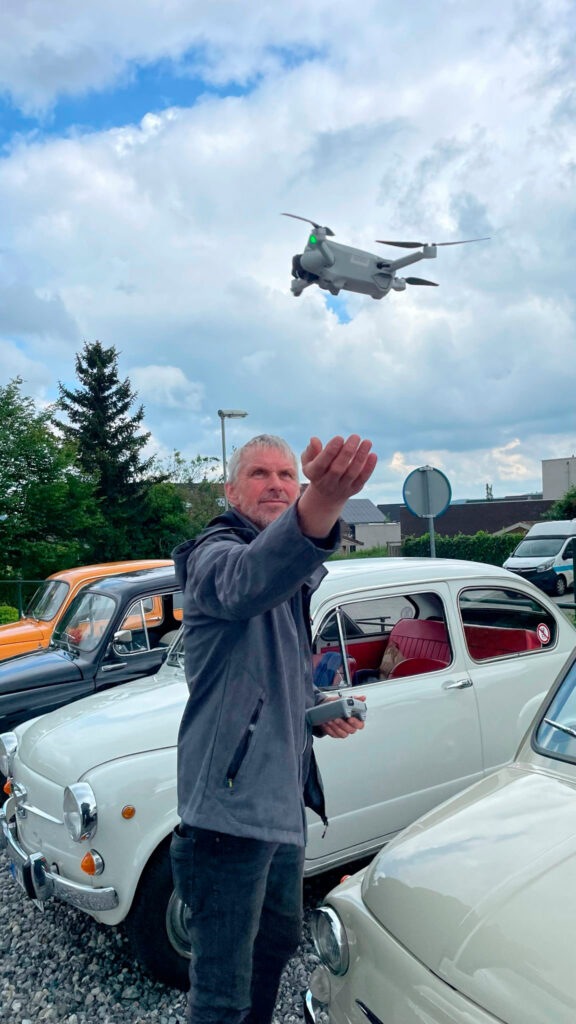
[0,804,118,912]
[18,803,63,824]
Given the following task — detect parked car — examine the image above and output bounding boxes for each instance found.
[0,557,574,991]
[503,518,576,596]
[303,644,576,1024]
[0,559,173,660]
[0,565,181,747]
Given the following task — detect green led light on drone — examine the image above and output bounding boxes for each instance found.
[309,234,317,244]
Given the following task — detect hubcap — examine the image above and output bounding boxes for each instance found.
[166,891,193,959]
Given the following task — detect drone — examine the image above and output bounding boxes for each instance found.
[283,213,489,300]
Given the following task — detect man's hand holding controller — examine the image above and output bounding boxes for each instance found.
[307,694,367,739]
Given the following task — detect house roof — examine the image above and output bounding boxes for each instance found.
[377,498,554,538]
[341,499,387,524]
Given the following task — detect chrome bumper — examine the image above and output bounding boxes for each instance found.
[0,799,118,912]
[303,988,325,1023]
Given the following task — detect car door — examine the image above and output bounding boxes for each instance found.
[560,539,574,588]
[306,583,483,863]
[95,594,172,689]
[458,584,570,772]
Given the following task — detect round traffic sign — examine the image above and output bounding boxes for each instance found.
[403,466,451,518]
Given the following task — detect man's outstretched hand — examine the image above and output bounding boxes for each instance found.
[298,434,378,539]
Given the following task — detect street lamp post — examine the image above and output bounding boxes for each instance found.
[218,409,248,509]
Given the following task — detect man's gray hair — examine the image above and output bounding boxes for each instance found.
[227,435,298,485]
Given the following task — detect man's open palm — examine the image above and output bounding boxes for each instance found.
[301,434,377,502]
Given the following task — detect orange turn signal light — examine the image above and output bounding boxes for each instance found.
[121,805,136,819]
[3,780,11,796]
[81,852,98,876]
[340,874,351,883]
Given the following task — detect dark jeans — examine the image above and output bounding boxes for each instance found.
[170,824,305,1024]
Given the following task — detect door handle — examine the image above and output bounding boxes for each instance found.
[100,662,127,673]
[443,678,473,690]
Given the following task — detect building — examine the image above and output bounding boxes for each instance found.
[340,499,401,553]
[377,497,554,540]
[542,457,576,500]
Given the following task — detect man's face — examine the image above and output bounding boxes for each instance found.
[226,447,300,528]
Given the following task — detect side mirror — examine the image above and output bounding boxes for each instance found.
[113,629,132,645]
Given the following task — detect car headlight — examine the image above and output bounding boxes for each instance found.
[0,733,18,777]
[311,906,349,975]
[63,783,98,842]
[537,560,554,572]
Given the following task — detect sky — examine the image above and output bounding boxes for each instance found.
[1,0,575,504]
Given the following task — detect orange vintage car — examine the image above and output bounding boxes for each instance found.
[0,560,174,660]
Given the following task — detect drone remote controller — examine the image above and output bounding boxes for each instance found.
[306,696,367,727]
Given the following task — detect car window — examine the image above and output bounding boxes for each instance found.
[513,538,564,557]
[53,592,116,652]
[459,587,557,661]
[26,580,69,621]
[313,591,452,688]
[534,658,576,762]
[111,592,182,657]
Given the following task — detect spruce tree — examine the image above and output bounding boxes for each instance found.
[55,341,159,558]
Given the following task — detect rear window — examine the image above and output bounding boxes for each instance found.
[459,587,557,661]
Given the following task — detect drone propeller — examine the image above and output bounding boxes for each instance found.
[404,277,438,287]
[376,237,490,249]
[282,213,335,237]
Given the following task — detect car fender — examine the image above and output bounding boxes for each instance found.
[81,746,178,926]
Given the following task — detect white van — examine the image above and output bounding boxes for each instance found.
[504,519,576,595]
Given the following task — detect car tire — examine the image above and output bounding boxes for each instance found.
[124,839,190,991]
[555,575,567,597]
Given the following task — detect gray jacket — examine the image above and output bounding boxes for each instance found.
[172,502,339,846]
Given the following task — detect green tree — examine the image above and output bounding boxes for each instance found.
[543,487,576,521]
[159,450,224,538]
[0,378,103,593]
[55,341,162,559]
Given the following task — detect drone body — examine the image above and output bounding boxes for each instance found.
[283,213,489,300]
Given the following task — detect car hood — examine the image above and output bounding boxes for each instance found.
[0,618,46,646]
[16,663,188,785]
[0,647,81,693]
[362,764,576,1024]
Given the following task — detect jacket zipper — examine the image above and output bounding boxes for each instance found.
[226,698,264,788]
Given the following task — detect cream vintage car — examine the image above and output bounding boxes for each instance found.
[304,644,576,1024]
[0,558,574,990]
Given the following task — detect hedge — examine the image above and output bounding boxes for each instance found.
[0,604,19,624]
[329,545,389,561]
[402,531,524,567]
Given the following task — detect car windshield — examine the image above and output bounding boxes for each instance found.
[52,591,116,653]
[513,538,565,558]
[534,658,576,763]
[25,580,69,621]
[166,629,185,669]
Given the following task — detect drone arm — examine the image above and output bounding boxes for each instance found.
[387,245,437,272]
[317,240,335,266]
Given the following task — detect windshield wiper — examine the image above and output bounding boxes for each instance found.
[544,718,576,739]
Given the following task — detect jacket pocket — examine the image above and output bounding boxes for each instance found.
[225,697,264,788]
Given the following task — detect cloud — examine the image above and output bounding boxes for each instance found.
[0,0,575,501]
[128,364,204,409]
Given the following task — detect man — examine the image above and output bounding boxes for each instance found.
[171,431,377,1024]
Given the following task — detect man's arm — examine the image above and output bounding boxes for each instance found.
[297,434,378,539]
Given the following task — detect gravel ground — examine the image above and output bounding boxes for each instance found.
[0,849,365,1024]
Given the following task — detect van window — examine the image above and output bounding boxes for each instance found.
[513,538,565,558]
[459,587,557,661]
[314,591,451,688]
